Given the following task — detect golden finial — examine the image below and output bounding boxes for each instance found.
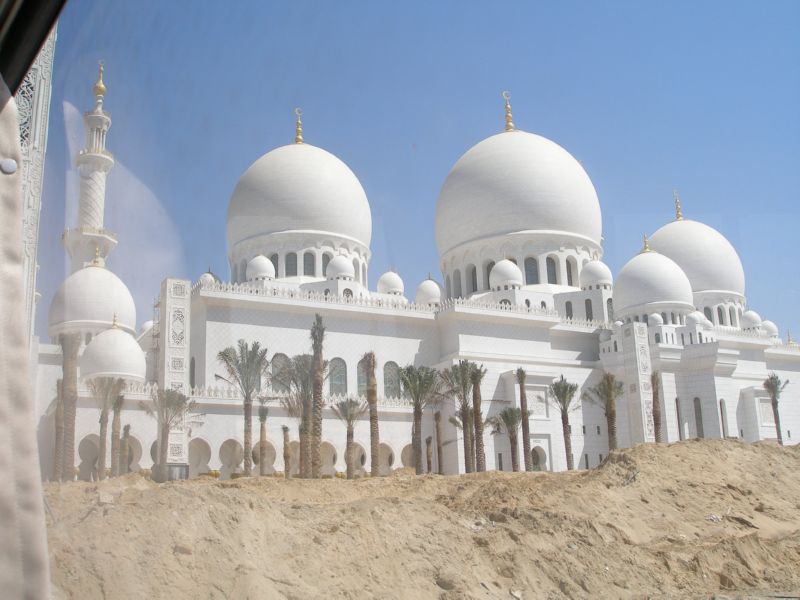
[294,107,303,144]
[93,61,106,97]
[673,189,684,221]
[641,234,651,253]
[111,313,118,328]
[502,91,515,132]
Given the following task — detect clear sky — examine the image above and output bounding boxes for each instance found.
[37,1,800,337]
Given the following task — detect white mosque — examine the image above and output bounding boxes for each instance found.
[32,69,800,481]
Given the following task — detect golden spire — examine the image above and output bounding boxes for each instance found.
[641,234,651,253]
[294,108,303,144]
[111,313,118,328]
[673,189,684,221]
[93,61,107,97]
[502,91,515,132]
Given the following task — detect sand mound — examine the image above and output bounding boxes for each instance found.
[45,439,800,599]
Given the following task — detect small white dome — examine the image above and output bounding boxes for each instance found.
[199,272,217,287]
[580,260,613,289]
[489,259,523,290]
[49,265,136,337]
[686,311,704,326]
[415,279,442,305]
[613,250,694,318]
[140,320,154,333]
[761,320,779,337]
[326,255,355,280]
[377,271,404,295]
[246,255,275,281]
[740,310,762,330]
[648,312,664,326]
[80,326,146,382]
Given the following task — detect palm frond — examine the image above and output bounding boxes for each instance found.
[330,398,368,426]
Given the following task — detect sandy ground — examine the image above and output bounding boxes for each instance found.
[44,439,800,599]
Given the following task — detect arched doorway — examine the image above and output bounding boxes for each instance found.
[251,440,277,475]
[693,397,704,439]
[219,439,243,479]
[378,443,394,476]
[188,438,211,478]
[531,446,547,472]
[77,434,99,481]
[400,443,414,468]
[320,441,337,477]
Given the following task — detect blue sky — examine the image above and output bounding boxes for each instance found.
[37,1,799,337]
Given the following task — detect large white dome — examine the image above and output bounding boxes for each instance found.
[49,265,136,337]
[435,131,602,256]
[613,250,694,317]
[227,143,372,251]
[80,326,146,382]
[649,219,745,297]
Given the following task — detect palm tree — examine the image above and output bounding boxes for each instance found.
[547,375,580,470]
[279,389,304,476]
[651,371,663,443]
[362,351,380,477]
[59,332,81,481]
[427,392,445,475]
[310,315,326,478]
[425,436,433,473]
[142,388,196,482]
[491,407,524,472]
[53,379,64,481]
[763,373,790,445]
[470,364,488,472]
[110,393,125,476]
[275,354,314,478]
[440,361,474,472]
[581,372,624,451]
[87,377,124,481]
[217,340,270,477]
[281,425,291,479]
[120,424,131,475]
[516,368,533,471]
[331,398,368,479]
[258,400,268,476]
[399,365,442,474]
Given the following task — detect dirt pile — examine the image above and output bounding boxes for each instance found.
[45,439,800,599]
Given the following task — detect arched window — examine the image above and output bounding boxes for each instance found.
[352,259,360,283]
[445,275,452,298]
[540,301,547,310]
[343,288,353,299]
[719,399,728,438]
[270,254,279,275]
[704,307,713,322]
[698,332,703,343]
[565,301,573,319]
[271,353,290,393]
[189,357,196,388]
[613,341,618,352]
[585,299,594,321]
[303,252,315,277]
[453,270,462,298]
[607,298,614,321]
[524,257,539,285]
[566,257,577,287]
[689,333,694,344]
[357,357,369,397]
[717,306,725,325]
[321,253,331,276]
[285,253,297,277]
[693,397,704,438]
[546,256,558,284]
[654,333,661,343]
[383,361,401,398]
[485,261,495,290]
[329,357,347,395]
[661,312,667,324]
[670,313,676,325]
[729,306,737,327]
[466,265,477,294]
[524,299,531,309]
[499,299,511,308]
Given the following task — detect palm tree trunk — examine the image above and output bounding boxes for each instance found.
[158,421,170,482]
[460,404,473,473]
[561,411,574,470]
[283,426,291,479]
[425,436,432,473]
[60,333,81,481]
[509,431,519,472]
[53,379,64,481]
[98,407,109,481]
[259,420,267,476]
[651,373,663,443]
[298,423,308,478]
[519,379,532,471]
[345,424,354,480]
[368,359,380,477]
[413,405,423,474]
[110,401,121,477]
[311,346,324,479]
[772,399,783,445]
[120,425,130,475]
[472,385,485,472]
[434,411,443,475]
[607,404,618,451]
[243,398,253,476]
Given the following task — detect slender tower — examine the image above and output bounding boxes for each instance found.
[62,62,117,272]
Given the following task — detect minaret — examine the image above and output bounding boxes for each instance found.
[62,62,117,272]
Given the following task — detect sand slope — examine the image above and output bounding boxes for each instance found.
[45,439,800,599]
